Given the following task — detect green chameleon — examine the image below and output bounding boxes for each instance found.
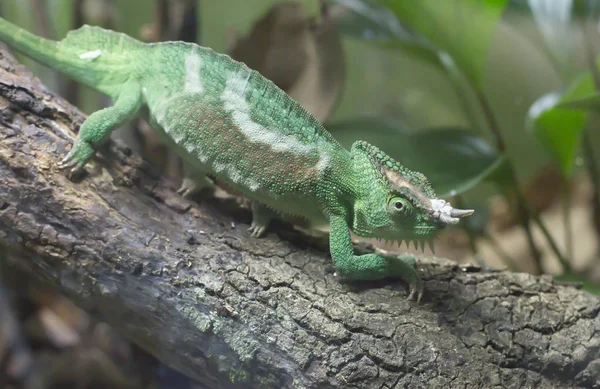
[0,18,473,300]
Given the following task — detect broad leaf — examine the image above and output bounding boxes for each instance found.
[329,0,442,69]
[327,117,502,197]
[230,2,344,123]
[376,0,509,87]
[527,74,593,176]
[556,91,600,111]
[527,0,578,72]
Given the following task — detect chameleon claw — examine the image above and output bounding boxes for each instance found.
[58,156,84,178]
[177,176,213,198]
[248,224,267,238]
[176,185,192,198]
[406,279,423,303]
[57,140,94,173]
[58,155,76,169]
[177,179,195,198]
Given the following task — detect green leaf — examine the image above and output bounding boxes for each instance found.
[375,0,508,87]
[527,74,593,176]
[555,91,600,111]
[327,117,502,197]
[329,0,485,128]
[526,0,579,74]
[329,0,443,69]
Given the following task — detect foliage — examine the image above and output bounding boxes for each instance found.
[374,0,508,88]
[527,78,590,176]
[327,118,503,198]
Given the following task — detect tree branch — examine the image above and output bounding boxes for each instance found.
[0,45,599,389]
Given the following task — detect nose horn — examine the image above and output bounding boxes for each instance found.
[450,208,475,218]
[430,199,474,226]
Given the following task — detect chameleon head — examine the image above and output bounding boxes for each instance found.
[349,141,474,251]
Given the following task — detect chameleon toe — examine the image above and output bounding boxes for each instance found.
[248,224,267,238]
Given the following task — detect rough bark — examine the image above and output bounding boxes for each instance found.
[0,45,599,389]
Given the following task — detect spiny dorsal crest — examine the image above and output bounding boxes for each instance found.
[62,25,142,51]
[356,141,436,199]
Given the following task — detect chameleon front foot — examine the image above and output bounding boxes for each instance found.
[335,252,423,302]
[329,215,423,301]
[397,253,423,302]
[58,140,95,174]
[58,81,143,176]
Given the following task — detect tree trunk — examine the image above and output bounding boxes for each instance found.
[0,44,599,389]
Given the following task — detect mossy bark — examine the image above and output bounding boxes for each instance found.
[0,44,599,389]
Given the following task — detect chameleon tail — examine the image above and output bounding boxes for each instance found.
[0,17,62,69]
[0,17,137,95]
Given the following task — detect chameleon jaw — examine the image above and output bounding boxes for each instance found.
[375,237,436,253]
[429,199,474,226]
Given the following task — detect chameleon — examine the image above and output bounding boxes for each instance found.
[0,17,473,300]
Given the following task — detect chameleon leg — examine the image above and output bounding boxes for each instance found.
[59,82,142,173]
[329,214,423,301]
[177,162,214,198]
[248,201,275,238]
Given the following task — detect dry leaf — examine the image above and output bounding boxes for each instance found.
[229,1,345,123]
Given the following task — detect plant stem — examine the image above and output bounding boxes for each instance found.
[581,18,600,245]
[526,193,573,273]
[437,53,481,131]
[583,127,600,236]
[562,179,574,263]
[475,81,574,273]
[583,20,600,90]
[483,231,519,271]
[472,86,546,273]
[455,196,478,256]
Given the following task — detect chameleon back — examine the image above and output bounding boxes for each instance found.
[140,42,350,215]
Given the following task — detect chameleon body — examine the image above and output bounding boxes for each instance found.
[0,18,473,299]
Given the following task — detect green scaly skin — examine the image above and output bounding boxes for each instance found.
[0,18,474,300]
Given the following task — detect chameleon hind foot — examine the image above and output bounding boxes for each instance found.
[177,175,214,198]
[398,253,423,302]
[248,221,268,238]
[178,163,214,198]
[248,201,275,238]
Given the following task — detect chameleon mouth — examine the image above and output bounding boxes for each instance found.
[374,236,437,253]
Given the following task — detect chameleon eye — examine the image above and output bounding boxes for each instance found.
[388,197,411,215]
